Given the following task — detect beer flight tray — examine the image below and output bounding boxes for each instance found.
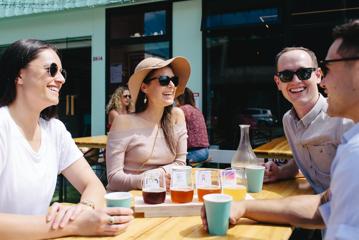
[134,194,254,218]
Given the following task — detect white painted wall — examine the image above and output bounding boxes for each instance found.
[173,0,203,110]
[0,0,204,134]
[0,7,106,135]
[90,8,106,136]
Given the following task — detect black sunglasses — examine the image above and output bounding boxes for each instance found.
[276,67,316,83]
[46,63,67,79]
[144,75,179,87]
[319,56,359,78]
[123,94,131,99]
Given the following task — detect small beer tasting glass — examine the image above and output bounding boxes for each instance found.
[195,169,221,202]
[142,171,166,204]
[170,166,194,203]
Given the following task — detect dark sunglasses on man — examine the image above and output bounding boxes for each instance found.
[319,56,359,78]
[144,75,179,87]
[276,67,316,83]
[46,63,67,79]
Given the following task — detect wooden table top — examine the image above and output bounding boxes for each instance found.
[73,135,292,160]
[254,136,292,159]
[73,135,107,149]
[56,177,312,240]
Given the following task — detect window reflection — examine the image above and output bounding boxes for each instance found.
[204,8,278,30]
[205,34,287,149]
[144,10,166,37]
[110,9,167,39]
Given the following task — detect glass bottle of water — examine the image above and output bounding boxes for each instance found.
[231,125,257,171]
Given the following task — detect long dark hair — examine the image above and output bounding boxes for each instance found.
[0,39,59,120]
[135,71,176,154]
[176,87,196,107]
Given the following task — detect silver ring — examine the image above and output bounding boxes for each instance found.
[108,216,115,225]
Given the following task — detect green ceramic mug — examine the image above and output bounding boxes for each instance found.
[105,192,132,208]
[204,193,233,236]
[246,165,265,193]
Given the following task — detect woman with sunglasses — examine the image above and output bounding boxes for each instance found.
[0,39,133,239]
[106,86,133,130]
[106,57,191,191]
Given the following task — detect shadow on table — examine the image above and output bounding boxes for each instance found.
[179,221,265,240]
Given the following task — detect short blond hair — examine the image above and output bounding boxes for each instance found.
[275,47,318,72]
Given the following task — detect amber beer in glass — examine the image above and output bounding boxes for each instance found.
[196,169,221,202]
[142,172,166,204]
[170,187,194,203]
[197,187,221,202]
[170,166,194,203]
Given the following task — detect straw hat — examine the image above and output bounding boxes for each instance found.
[128,56,191,105]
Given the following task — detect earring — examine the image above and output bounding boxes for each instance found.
[144,95,147,104]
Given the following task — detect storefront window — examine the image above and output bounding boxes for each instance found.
[110,9,166,39]
[109,42,170,94]
[203,0,359,150]
[205,8,278,29]
[107,2,171,100]
[205,33,286,149]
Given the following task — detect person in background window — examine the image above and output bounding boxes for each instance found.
[106,56,190,192]
[0,39,133,239]
[106,86,133,130]
[176,87,209,166]
[264,47,353,195]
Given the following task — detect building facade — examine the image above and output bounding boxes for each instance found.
[0,0,358,149]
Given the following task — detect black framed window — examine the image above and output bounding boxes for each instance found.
[203,0,359,150]
[106,2,172,99]
[203,0,286,150]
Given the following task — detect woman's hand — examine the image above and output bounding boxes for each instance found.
[47,202,92,229]
[72,207,134,236]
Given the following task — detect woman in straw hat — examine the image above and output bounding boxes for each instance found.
[0,39,133,238]
[106,56,191,191]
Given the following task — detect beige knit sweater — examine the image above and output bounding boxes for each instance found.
[106,124,187,191]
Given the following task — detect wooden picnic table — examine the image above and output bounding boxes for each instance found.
[55,176,312,240]
[254,136,292,159]
[73,135,107,149]
[73,135,292,162]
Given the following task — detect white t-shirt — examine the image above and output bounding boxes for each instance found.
[0,106,83,215]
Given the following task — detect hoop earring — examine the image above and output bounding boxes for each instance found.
[144,95,147,104]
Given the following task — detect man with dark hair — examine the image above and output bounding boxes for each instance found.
[265,46,353,195]
[318,20,359,238]
[202,20,359,239]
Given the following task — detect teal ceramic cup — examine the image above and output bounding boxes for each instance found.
[246,165,265,193]
[105,192,132,208]
[204,194,233,236]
